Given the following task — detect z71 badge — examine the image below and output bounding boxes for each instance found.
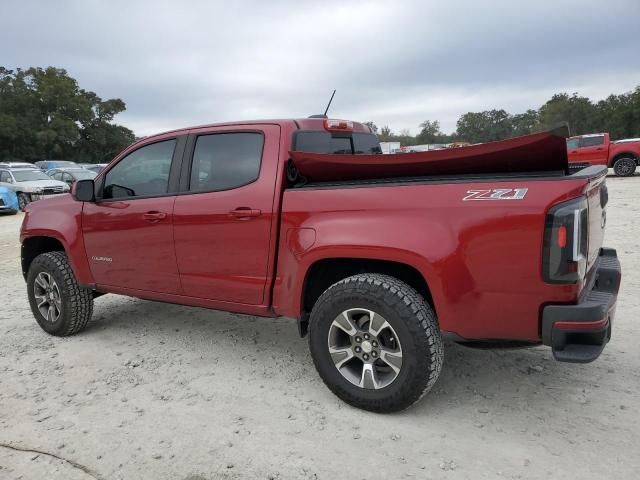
[463,188,528,201]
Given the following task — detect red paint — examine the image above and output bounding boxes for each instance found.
[20,118,614,343]
[291,129,569,182]
[567,133,640,167]
[554,319,608,330]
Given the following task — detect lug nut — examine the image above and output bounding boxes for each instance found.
[372,341,378,347]
[355,346,361,353]
[371,351,377,358]
[364,334,370,340]
[363,354,369,361]
[355,337,362,343]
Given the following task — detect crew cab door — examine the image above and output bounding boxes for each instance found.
[172,125,280,305]
[575,135,608,165]
[82,136,186,293]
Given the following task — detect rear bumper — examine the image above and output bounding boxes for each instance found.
[541,248,621,363]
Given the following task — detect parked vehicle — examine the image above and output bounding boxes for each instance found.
[0,186,19,215]
[0,168,70,210]
[35,160,79,172]
[80,163,108,174]
[20,118,621,412]
[0,161,39,170]
[567,133,640,176]
[47,167,97,186]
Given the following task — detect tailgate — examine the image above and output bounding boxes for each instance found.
[584,170,608,275]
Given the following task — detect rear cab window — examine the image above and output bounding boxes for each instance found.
[293,131,381,154]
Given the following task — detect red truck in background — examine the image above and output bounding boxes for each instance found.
[567,133,640,176]
[19,118,621,412]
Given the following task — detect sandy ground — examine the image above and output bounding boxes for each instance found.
[0,175,639,480]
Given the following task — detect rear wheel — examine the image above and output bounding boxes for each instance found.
[613,157,636,177]
[27,251,94,336]
[308,274,443,412]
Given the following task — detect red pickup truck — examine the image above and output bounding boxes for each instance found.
[567,132,640,176]
[20,118,621,412]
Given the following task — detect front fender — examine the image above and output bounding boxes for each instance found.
[20,195,95,287]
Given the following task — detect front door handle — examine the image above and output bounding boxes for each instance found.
[143,211,167,222]
[229,207,261,219]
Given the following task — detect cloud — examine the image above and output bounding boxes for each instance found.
[1,0,639,135]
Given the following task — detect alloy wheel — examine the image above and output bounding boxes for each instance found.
[327,308,403,389]
[33,271,62,323]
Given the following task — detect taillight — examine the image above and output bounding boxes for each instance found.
[324,119,354,132]
[543,197,588,284]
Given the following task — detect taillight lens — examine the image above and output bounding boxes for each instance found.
[543,197,588,284]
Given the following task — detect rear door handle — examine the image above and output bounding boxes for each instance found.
[143,211,167,222]
[229,208,261,219]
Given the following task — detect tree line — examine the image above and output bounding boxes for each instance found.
[367,86,640,146]
[0,67,135,163]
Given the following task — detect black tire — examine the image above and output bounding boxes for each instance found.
[17,193,28,211]
[612,157,636,177]
[308,274,443,413]
[27,251,94,336]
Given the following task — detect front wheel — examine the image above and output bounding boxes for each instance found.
[613,157,636,177]
[27,251,94,336]
[308,274,443,412]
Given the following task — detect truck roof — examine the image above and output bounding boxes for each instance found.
[138,117,372,144]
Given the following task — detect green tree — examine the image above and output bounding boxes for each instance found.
[456,109,512,143]
[0,66,135,162]
[537,93,597,136]
[416,120,443,143]
[363,121,378,134]
[510,109,539,137]
[378,125,393,141]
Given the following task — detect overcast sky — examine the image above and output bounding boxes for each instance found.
[2,0,639,136]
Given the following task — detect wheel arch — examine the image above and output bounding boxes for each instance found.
[609,151,639,167]
[21,236,66,280]
[297,257,436,336]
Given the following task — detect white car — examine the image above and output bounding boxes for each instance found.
[0,168,70,210]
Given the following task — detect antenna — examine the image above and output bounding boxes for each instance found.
[323,89,336,117]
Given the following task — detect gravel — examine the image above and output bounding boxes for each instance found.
[1,174,639,479]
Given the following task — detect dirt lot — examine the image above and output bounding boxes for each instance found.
[1,175,639,480]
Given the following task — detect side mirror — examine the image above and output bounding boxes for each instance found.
[72,179,95,202]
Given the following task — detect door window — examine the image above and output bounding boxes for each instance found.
[103,139,176,199]
[0,171,11,182]
[188,133,263,192]
[579,136,604,148]
[566,138,579,149]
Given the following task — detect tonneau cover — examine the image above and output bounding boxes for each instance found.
[290,126,569,182]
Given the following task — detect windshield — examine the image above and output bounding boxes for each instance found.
[71,170,97,180]
[12,170,52,181]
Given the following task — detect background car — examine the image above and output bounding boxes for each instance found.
[79,163,108,174]
[0,186,19,215]
[35,160,79,171]
[47,167,97,185]
[0,161,39,169]
[0,168,70,210]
